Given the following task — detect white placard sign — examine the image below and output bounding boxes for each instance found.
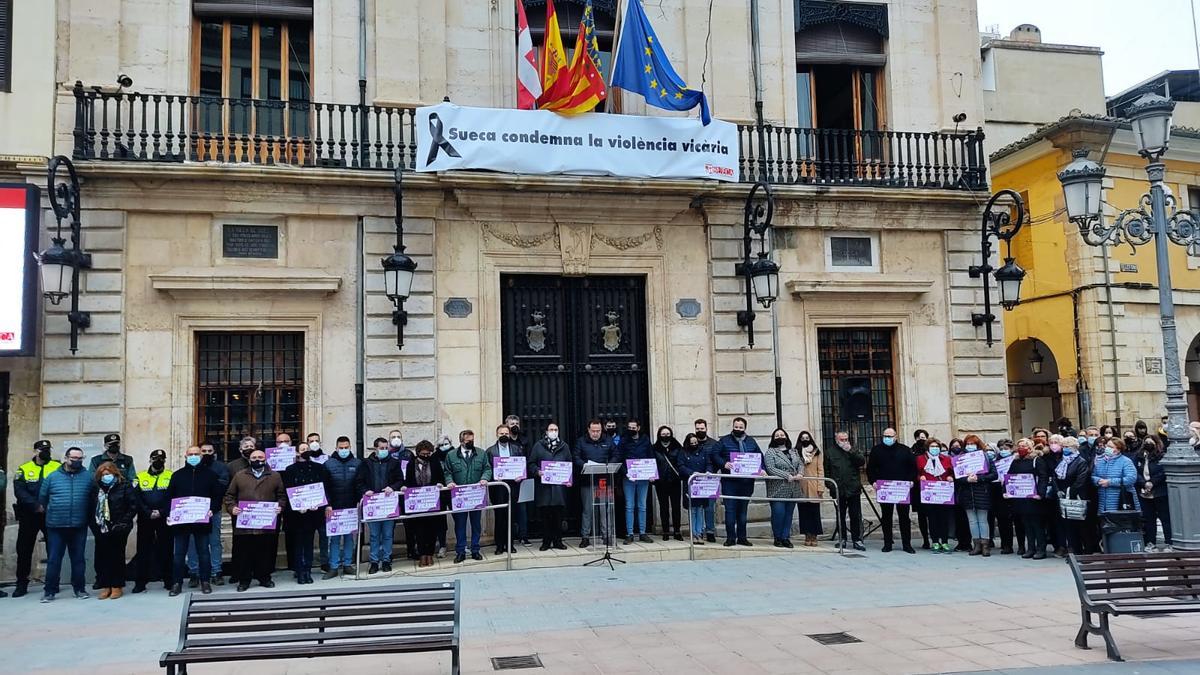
[415,103,740,183]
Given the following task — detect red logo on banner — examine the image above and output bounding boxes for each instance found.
[0,333,14,343]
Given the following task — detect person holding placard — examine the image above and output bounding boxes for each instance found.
[910,430,931,549]
[404,440,447,567]
[488,424,528,553]
[866,428,916,554]
[692,419,722,542]
[825,431,866,551]
[795,431,825,547]
[224,448,286,591]
[916,439,954,553]
[356,438,405,574]
[653,425,683,541]
[716,417,764,547]
[529,422,572,551]
[953,435,998,557]
[1005,439,1052,560]
[678,433,714,545]
[444,429,492,563]
[90,462,137,599]
[322,436,361,578]
[988,439,1023,554]
[166,446,223,596]
[282,443,333,584]
[616,419,654,545]
[185,442,230,587]
[763,429,803,549]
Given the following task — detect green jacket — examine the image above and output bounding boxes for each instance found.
[442,446,493,485]
[823,442,865,498]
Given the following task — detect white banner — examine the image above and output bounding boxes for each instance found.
[415,103,739,183]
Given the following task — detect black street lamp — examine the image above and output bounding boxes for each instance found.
[383,166,417,349]
[1029,340,1045,375]
[970,189,1027,347]
[1057,93,1200,550]
[36,156,92,354]
[735,180,780,348]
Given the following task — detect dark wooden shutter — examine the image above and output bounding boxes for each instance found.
[192,0,312,20]
[0,0,12,93]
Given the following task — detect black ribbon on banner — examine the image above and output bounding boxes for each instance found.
[425,113,461,166]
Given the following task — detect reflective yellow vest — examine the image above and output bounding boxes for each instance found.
[136,469,173,491]
[18,459,61,484]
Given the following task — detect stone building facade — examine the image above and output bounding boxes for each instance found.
[1,0,1008,522]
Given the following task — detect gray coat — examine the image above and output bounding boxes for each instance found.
[764,446,805,500]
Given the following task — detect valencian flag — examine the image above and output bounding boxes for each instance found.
[610,0,711,124]
[515,0,542,109]
[537,0,607,114]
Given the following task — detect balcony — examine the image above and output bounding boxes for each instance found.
[67,82,987,191]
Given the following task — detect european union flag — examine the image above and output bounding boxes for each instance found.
[610,0,711,125]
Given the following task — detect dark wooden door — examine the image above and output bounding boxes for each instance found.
[500,274,650,445]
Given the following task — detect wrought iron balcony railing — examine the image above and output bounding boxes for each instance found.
[68,82,987,190]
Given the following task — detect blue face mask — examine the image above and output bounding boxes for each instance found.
[338,449,352,459]
[1104,447,1118,457]
[376,449,389,459]
[999,449,1012,458]
[965,444,978,452]
[1077,436,1088,445]
[986,450,996,460]
[186,455,202,467]
[882,437,895,446]
[928,447,941,458]
[100,474,115,485]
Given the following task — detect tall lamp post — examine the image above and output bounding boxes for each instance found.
[382,166,417,349]
[36,156,92,354]
[1057,93,1200,550]
[969,189,1028,347]
[735,181,780,348]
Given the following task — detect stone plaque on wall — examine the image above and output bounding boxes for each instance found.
[444,298,473,318]
[1144,357,1163,375]
[223,224,279,259]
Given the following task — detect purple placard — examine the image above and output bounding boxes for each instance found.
[625,458,659,481]
[325,507,359,536]
[450,484,488,512]
[919,479,956,505]
[993,454,1015,482]
[492,456,527,481]
[403,485,442,514]
[286,483,329,511]
[166,496,210,525]
[540,460,573,486]
[361,492,401,521]
[730,452,763,477]
[952,451,987,479]
[874,480,912,505]
[235,500,279,530]
[689,475,721,499]
[310,454,329,465]
[1004,473,1036,498]
[264,446,296,472]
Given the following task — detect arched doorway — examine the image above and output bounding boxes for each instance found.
[1007,338,1062,437]
[1185,333,1200,420]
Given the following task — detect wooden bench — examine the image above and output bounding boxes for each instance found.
[160,580,461,674]
[1068,551,1200,661]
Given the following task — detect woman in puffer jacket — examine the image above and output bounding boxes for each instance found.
[1093,437,1139,513]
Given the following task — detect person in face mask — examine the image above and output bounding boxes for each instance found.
[691,419,721,543]
[38,448,92,602]
[88,433,137,483]
[604,420,622,447]
[354,437,404,574]
[322,436,362,578]
[988,439,1024,555]
[227,436,258,475]
[1093,438,1139,516]
[505,415,527,454]
[404,440,448,568]
[909,430,931,549]
[763,429,804,548]
[282,443,334,584]
[528,423,572,551]
[917,439,954,553]
[1080,426,1101,461]
[1043,435,1070,557]
[652,425,684,541]
[572,420,615,549]
[1055,437,1093,555]
[445,430,492,563]
[133,449,173,593]
[616,419,654,545]
[865,428,916,553]
[12,440,60,597]
[301,434,331,573]
[387,429,409,460]
[225,448,286,591]
[825,431,866,551]
[166,446,223,596]
[717,417,764,547]
[1135,437,1173,552]
[1004,439,1052,560]
[186,442,231,587]
[489,424,530,551]
[954,435,998,557]
[89,463,137,600]
[794,431,825,547]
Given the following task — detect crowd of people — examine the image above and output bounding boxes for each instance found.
[4,415,1188,602]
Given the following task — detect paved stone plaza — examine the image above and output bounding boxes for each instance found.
[4,545,1200,675]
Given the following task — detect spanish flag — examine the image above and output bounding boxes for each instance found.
[539,0,568,93]
[537,1,607,114]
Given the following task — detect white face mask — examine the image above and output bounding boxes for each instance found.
[390,437,403,448]
[277,441,290,449]
[547,431,559,440]
[308,441,320,451]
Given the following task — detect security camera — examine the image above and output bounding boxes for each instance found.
[116,73,133,89]
[952,112,967,124]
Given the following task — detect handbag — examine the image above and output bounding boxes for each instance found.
[1058,491,1088,521]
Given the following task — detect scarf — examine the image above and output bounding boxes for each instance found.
[1054,456,1069,481]
[801,446,817,465]
[95,488,113,533]
[416,457,431,485]
[925,455,946,478]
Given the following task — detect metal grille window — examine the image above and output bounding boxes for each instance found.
[828,236,874,268]
[0,0,12,92]
[818,328,896,451]
[196,332,303,461]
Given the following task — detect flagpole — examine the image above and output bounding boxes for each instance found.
[608,0,628,113]
[749,0,767,181]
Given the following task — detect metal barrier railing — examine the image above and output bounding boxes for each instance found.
[352,481,513,578]
[684,472,843,560]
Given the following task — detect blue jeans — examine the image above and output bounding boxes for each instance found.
[624,479,650,535]
[174,529,211,583]
[328,533,356,567]
[770,501,797,541]
[186,511,223,577]
[453,510,482,555]
[724,498,749,541]
[689,505,707,536]
[45,527,87,595]
[368,520,395,562]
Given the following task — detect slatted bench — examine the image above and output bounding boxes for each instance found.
[1068,551,1200,661]
[160,580,461,674]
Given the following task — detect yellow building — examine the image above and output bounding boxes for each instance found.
[991,86,1200,436]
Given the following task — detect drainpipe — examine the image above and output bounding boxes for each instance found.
[1095,136,1123,431]
[356,216,366,456]
[358,0,368,168]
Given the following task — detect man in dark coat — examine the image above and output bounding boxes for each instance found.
[323,436,362,578]
[825,431,866,551]
[865,428,916,553]
[572,420,615,548]
[282,443,333,584]
[715,417,764,547]
[166,446,224,596]
[692,419,722,542]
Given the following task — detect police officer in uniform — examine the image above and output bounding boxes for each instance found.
[132,449,173,593]
[11,440,60,597]
[88,433,137,482]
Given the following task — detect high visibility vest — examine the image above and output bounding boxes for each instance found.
[136,469,173,491]
[18,460,61,484]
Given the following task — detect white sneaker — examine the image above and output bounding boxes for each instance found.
[436,546,446,559]
[1161,545,1175,553]
[1145,544,1157,553]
